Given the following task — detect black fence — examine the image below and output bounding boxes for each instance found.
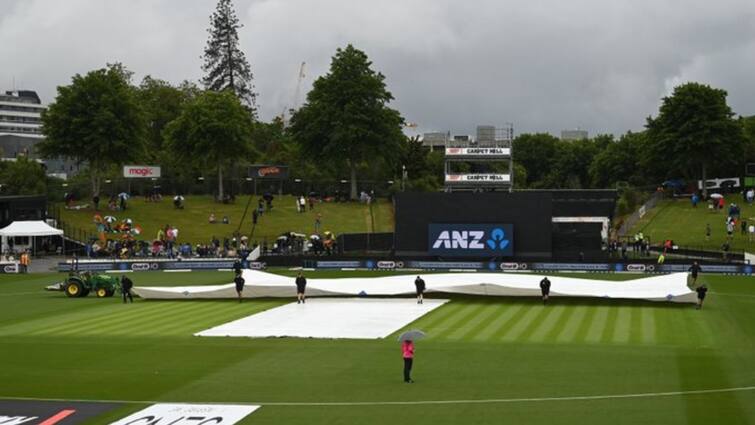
[336,232,394,252]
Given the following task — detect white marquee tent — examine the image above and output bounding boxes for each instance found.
[0,220,64,255]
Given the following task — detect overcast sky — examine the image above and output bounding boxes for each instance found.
[1,0,754,137]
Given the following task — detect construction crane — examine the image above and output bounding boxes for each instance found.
[279,61,307,125]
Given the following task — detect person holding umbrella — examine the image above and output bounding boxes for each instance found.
[398,330,425,383]
[414,276,426,304]
[295,272,307,304]
[540,276,551,304]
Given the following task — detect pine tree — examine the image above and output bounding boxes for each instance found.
[201,0,256,112]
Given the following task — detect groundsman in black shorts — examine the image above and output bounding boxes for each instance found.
[234,273,245,303]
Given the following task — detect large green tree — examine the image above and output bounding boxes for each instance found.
[589,131,648,188]
[0,157,47,195]
[645,82,744,197]
[202,0,256,110]
[38,63,146,197]
[512,133,559,188]
[289,44,405,200]
[164,90,254,200]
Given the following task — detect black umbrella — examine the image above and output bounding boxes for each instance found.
[397,329,426,342]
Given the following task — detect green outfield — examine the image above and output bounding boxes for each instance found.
[57,195,395,245]
[630,198,755,252]
[1,270,754,424]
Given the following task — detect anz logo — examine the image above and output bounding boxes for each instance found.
[486,228,510,250]
[432,230,486,249]
[430,225,512,254]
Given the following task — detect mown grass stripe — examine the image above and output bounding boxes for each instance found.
[52,302,212,336]
[413,301,465,330]
[627,306,643,344]
[679,305,710,347]
[599,305,619,344]
[500,305,545,342]
[471,304,523,341]
[429,303,486,339]
[133,301,279,336]
[545,303,575,341]
[446,304,500,341]
[97,302,236,336]
[612,307,632,344]
[22,301,178,336]
[583,306,609,343]
[666,304,689,346]
[440,303,492,339]
[556,305,587,343]
[58,302,214,335]
[528,305,566,343]
[0,300,169,336]
[640,307,656,344]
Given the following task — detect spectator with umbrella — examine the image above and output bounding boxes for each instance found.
[173,195,185,209]
[118,192,129,211]
[398,330,425,383]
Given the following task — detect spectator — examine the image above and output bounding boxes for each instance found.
[315,213,322,234]
[222,215,229,224]
[93,194,100,210]
[691,193,699,208]
[308,196,315,211]
[705,223,711,242]
[750,224,755,242]
[209,213,217,224]
[742,220,748,236]
[257,198,265,216]
[299,196,306,213]
[252,209,259,226]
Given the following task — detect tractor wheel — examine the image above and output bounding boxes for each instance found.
[65,281,84,298]
[96,287,108,298]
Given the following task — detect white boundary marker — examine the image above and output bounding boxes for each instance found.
[2,385,753,407]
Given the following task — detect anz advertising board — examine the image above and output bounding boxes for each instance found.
[428,224,514,256]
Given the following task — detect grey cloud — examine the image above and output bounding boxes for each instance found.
[1,0,753,138]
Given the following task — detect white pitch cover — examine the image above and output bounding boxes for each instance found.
[196,298,449,339]
[109,403,258,425]
[133,270,697,303]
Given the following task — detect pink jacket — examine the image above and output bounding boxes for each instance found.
[402,341,414,359]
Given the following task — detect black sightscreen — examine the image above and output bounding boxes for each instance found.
[394,192,552,258]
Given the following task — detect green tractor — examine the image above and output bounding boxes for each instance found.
[62,272,121,298]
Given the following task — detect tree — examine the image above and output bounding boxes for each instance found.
[0,157,47,195]
[38,63,146,197]
[164,90,254,200]
[512,133,559,188]
[137,77,196,162]
[202,0,256,110]
[645,82,744,197]
[289,44,405,200]
[590,131,648,188]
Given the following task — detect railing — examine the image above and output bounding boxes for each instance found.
[617,191,663,237]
